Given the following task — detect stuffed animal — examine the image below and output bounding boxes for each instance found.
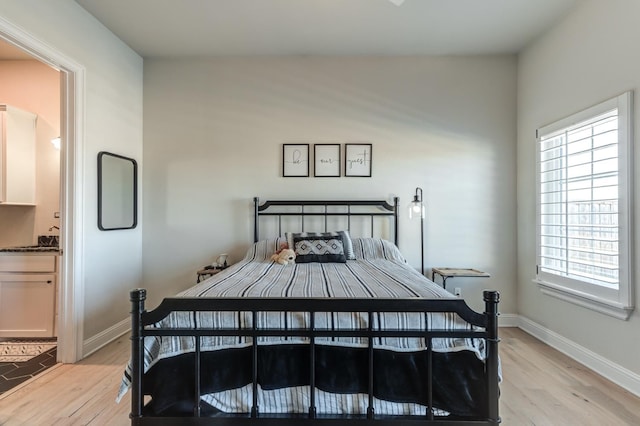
[271,248,296,265]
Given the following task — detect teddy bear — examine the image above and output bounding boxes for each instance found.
[270,242,296,265]
[271,248,296,265]
[272,241,289,256]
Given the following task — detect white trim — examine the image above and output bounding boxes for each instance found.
[536,279,633,320]
[61,67,86,362]
[83,317,129,358]
[518,315,640,398]
[497,313,519,327]
[0,16,86,363]
[535,91,635,319]
[617,90,635,310]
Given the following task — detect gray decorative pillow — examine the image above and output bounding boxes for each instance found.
[286,231,355,260]
[290,233,347,263]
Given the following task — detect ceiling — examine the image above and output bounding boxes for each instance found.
[72,0,580,58]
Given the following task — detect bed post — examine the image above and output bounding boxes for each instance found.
[484,290,500,425]
[393,196,399,246]
[130,289,146,425]
[254,197,260,243]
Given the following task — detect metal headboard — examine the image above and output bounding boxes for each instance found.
[253,197,399,246]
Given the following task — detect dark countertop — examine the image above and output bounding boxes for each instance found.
[0,246,60,253]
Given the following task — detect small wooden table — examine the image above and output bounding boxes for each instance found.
[196,266,228,283]
[431,267,490,290]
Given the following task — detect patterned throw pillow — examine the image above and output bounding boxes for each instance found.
[286,231,355,260]
[290,233,347,263]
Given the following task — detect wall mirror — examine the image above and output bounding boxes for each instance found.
[98,151,138,230]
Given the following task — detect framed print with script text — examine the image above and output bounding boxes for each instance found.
[345,143,372,177]
[282,144,309,177]
[314,144,341,177]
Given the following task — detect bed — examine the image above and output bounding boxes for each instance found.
[121,198,500,425]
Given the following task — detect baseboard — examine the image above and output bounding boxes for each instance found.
[518,315,640,398]
[82,317,129,358]
[497,313,519,327]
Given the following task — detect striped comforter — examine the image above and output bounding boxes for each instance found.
[117,238,487,413]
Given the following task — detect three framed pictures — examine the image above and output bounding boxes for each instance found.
[283,143,372,177]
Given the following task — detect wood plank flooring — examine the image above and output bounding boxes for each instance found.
[499,328,640,425]
[0,327,638,425]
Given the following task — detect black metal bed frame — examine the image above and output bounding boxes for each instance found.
[129,198,500,425]
[253,197,400,246]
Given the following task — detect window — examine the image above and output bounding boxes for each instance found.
[535,92,634,320]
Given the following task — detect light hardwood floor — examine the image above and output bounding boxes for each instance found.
[0,328,638,425]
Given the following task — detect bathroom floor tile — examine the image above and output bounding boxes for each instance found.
[0,347,57,394]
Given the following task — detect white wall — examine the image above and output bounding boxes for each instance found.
[142,56,517,314]
[0,0,144,346]
[518,0,640,377]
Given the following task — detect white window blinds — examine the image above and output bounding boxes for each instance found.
[535,92,633,320]
[539,108,619,288]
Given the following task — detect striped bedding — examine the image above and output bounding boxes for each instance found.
[117,238,487,415]
[202,384,449,416]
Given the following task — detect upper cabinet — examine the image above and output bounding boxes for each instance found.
[0,105,37,205]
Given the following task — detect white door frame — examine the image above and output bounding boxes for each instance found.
[0,16,85,363]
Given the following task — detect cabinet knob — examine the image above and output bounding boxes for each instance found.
[47,280,53,284]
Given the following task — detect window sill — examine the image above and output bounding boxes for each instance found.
[534,279,634,320]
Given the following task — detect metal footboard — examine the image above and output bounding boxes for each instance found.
[129,289,500,425]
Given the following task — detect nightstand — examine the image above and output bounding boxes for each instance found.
[196,265,228,283]
[431,267,490,290]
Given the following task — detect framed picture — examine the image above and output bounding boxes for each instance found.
[282,144,309,177]
[314,144,341,177]
[345,143,372,177]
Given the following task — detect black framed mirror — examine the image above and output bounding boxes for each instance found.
[98,151,138,230]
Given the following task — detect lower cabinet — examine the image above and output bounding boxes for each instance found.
[0,273,55,337]
[0,255,57,338]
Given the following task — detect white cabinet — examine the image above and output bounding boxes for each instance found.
[0,255,56,337]
[0,104,37,205]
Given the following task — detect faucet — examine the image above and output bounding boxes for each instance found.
[49,225,60,231]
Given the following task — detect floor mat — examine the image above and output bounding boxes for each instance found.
[0,340,57,362]
[0,341,57,395]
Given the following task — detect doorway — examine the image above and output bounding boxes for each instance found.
[0,21,84,363]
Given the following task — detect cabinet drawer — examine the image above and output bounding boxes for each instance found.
[0,255,56,272]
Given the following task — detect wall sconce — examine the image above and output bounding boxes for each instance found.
[51,137,61,150]
[408,187,425,275]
